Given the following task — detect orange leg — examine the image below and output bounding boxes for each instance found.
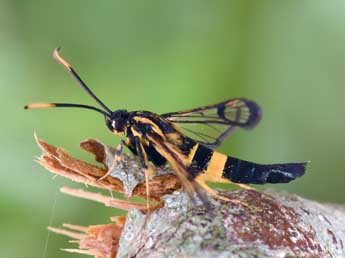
[195,178,248,206]
[134,137,152,216]
[98,140,124,181]
[230,182,254,191]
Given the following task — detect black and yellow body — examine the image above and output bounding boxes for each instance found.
[107,110,306,202]
[25,48,307,207]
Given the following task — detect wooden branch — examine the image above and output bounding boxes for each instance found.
[117,190,345,258]
[34,136,345,258]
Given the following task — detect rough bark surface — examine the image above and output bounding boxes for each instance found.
[35,136,345,258]
[118,190,345,258]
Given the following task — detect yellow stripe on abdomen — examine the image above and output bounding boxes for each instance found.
[198,151,228,183]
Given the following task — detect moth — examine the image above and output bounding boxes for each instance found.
[25,48,307,208]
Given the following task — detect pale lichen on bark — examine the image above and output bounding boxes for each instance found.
[34,136,345,258]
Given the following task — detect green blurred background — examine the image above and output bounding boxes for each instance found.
[1,1,345,257]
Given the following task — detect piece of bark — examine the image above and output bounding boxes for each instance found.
[34,136,345,258]
[49,222,125,258]
[35,135,181,201]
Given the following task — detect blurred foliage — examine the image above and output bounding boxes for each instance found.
[1,1,345,257]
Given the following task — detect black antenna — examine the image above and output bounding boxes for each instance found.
[52,48,112,114]
[24,102,111,117]
[25,48,113,117]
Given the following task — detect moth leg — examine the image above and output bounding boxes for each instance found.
[229,182,254,191]
[195,177,248,206]
[134,137,153,215]
[98,140,125,181]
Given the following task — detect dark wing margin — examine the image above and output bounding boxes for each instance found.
[161,98,262,148]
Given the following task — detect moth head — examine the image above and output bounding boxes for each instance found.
[106,110,128,135]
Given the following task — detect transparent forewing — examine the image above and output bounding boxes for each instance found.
[161,98,261,148]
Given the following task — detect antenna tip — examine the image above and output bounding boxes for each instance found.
[24,103,56,109]
[53,47,71,71]
[53,47,61,57]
